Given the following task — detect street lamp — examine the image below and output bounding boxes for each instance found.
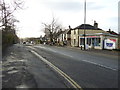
[84,0,86,50]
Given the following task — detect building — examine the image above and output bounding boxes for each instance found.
[71,21,118,50]
[106,29,118,35]
[57,29,71,46]
[71,21,106,47]
[80,33,118,49]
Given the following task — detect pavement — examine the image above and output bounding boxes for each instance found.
[2,44,68,88]
[2,44,37,88]
[37,44,119,58]
[54,45,119,57]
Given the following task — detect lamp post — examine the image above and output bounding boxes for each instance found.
[84,0,86,50]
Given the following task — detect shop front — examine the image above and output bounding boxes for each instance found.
[79,33,118,50]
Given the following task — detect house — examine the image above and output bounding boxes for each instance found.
[57,29,71,46]
[71,21,118,49]
[106,29,118,35]
[82,33,118,49]
[71,21,106,47]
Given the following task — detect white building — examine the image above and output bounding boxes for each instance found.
[79,33,118,50]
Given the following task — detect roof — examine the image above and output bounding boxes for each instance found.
[79,33,118,37]
[73,24,102,30]
[64,29,71,34]
[106,31,118,35]
[61,29,71,34]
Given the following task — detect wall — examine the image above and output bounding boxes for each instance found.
[78,29,105,35]
[71,29,106,47]
[71,29,79,46]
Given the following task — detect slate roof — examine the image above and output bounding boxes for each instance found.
[60,29,71,34]
[64,29,71,34]
[73,24,102,30]
[106,31,118,35]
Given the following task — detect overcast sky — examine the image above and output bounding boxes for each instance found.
[13,0,118,38]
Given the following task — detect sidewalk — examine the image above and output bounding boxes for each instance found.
[47,43,118,57]
[66,46,119,57]
[2,45,37,88]
[2,44,68,88]
[39,44,119,57]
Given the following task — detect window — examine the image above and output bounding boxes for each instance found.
[86,37,101,46]
[87,38,91,45]
[74,30,76,34]
[92,38,100,46]
[74,39,76,45]
[96,38,101,46]
[80,38,85,45]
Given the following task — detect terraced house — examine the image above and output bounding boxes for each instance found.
[71,21,118,50]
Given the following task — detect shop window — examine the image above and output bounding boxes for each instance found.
[80,38,85,45]
[87,38,91,45]
[96,38,100,46]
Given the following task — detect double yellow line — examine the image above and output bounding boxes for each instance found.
[30,49,83,90]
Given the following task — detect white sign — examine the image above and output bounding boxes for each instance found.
[104,39,116,49]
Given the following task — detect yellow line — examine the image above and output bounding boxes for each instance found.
[30,50,83,90]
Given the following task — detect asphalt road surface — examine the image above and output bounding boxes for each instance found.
[2,44,118,89]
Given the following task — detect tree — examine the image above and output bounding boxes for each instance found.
[42,16,62,43]
[0,0,23,29]
[0,0,24,51]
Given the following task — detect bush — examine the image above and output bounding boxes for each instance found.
[2,30,19,51]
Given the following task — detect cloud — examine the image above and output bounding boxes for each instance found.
[15,0,118,37]
[87,2,105,10]
[42,1,83,12]
[41,0,106,14]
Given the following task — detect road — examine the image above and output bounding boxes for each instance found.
[2,44,118,89]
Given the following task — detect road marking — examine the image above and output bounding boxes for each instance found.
[29,46,117,71]
[33,46,73,58]
[30,50,83,90]
[62,53,73,58]
[81,60,117,71]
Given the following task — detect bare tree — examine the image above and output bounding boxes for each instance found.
[0,0,24,29]
[1,0,24,50]
[42,16,62,43]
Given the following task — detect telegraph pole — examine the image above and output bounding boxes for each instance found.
[84,0,86,50]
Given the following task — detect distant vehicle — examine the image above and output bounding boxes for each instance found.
[43,42,46,45]
[23,42,26,44]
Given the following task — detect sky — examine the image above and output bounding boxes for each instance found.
[12,0,119,38]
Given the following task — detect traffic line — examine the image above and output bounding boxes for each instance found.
[28,46,117,71]
[81,60,117,71]
[30,50,83,90]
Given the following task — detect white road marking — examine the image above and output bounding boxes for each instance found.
[62,53,73,58]
[30,50,82,90]
[81,60,117,71]
[29,46,117,71]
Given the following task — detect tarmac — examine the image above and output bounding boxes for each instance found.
[58,45,119,57]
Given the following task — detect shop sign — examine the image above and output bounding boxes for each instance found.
[86,36,99,38]
[104,39,116,49]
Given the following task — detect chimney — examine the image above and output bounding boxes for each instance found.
[94,21,98,29]
[109,29,111,32]
[69,25,72,30]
